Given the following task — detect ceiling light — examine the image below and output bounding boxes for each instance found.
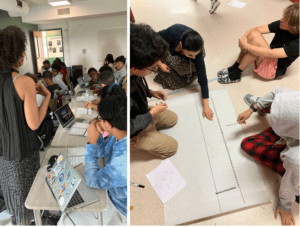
[47,0,71,7]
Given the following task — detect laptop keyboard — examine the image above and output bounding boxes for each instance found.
[68,128,86,136]
[67,189,85,209]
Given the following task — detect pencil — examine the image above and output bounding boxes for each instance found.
[74,163,83,168]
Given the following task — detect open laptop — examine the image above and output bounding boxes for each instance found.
[77,77,90,89]
[45,152,98,213]
[69,82,76,96]
[54,103,85,130]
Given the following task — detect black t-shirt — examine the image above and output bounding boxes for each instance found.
[47,84,59,98]
[268,20,299,78]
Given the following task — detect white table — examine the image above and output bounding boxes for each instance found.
[25,148,108,225]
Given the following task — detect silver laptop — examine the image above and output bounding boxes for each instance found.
[45,152,98,212]
[69,82,76,96]
[54,103,85,130]
[77,77,89,89]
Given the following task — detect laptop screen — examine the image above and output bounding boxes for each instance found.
[69,82,75,96]
[54,104,75,128]
[77,77,84,87]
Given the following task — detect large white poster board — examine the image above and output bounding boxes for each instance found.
[161,89,270,225]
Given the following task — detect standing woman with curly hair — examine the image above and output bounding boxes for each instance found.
[0,26,51,225]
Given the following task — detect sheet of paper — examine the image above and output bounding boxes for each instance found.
[76,96,96,102]
[228,0,247,8]
[75,108,88,115]
[146,159,186,204]
[66,147,86,166]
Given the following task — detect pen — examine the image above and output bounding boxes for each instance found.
[74,163,83,169]
[130,182,145,188]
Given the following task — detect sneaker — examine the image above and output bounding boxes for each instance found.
[217,68,229,78]
[244,94,266,116]
[209,0,220,14]
[217,73,241,84]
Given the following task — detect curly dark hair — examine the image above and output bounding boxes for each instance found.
[0,26,27,71]
[130,23,169,69]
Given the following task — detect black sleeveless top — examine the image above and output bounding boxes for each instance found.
[0,68,41,162]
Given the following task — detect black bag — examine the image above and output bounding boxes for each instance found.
[37,109,55,149]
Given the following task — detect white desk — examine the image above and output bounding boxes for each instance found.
[52,91,98,147]
[25,148,108,225]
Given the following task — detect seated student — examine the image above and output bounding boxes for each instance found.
[85,82,125,111]
[113,56,127,84]
[58,91,127,226]
[51,62,68,95]
[24,72,45,107]
[218,3,299,83]
[53,58,67,85]
[42,71,63,107]
[88,67,102,90]
[41,59,52,75]
[130,23,178,158]
[91,68,116,96]
[99,65,113,73]
[103,53,114,69]
[237,87,299,225]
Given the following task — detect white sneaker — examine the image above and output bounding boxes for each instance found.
[209,0,220,14]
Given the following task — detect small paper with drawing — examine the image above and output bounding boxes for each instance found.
[228,0,247,8]
[146,159,186,204]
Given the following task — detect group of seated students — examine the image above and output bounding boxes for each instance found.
[130,2,298,225]
[87,54,127,96]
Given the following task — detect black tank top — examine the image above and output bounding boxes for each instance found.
[0,68,41,162]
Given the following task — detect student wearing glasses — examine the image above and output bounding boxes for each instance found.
[130,23,178,158]
[58,84,127,225]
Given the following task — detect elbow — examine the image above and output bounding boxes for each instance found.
[28,121,40,131]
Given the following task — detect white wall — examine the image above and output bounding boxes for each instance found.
[22,0,127,24]
[38,14,127,71]
[20,28,35,75]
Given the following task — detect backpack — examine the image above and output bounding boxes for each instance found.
[37,109,55,150]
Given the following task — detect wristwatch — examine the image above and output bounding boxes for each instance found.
[250,104,257,112]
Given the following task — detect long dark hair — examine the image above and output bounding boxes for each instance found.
[105,54,114,64]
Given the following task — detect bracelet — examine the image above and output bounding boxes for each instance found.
[247,44,250,52]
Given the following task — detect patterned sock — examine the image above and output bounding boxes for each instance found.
[228,61,240,72]
[229,67,242,80]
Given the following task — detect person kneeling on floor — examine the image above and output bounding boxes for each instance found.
[237,87,299,226]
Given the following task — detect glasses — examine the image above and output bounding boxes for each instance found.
[146,66,159,73]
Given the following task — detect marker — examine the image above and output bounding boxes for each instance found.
[130,182,145,188]
[74,163,83,169]
[226,123,238,127]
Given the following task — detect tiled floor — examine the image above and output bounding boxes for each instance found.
[130,0,299,225]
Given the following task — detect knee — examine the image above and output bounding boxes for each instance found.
[162,139,178,158]
[168,110,178,127]
[241,137,252,154]
[247,31,263,45]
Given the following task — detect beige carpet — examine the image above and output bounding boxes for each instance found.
[130,0,299,225]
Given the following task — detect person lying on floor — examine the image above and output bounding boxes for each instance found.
[218,3,299,84]
[237,87,299,226]
[130,23,178,159]
[58,89,127,226]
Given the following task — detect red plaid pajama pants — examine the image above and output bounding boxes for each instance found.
[241,126,286,176]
